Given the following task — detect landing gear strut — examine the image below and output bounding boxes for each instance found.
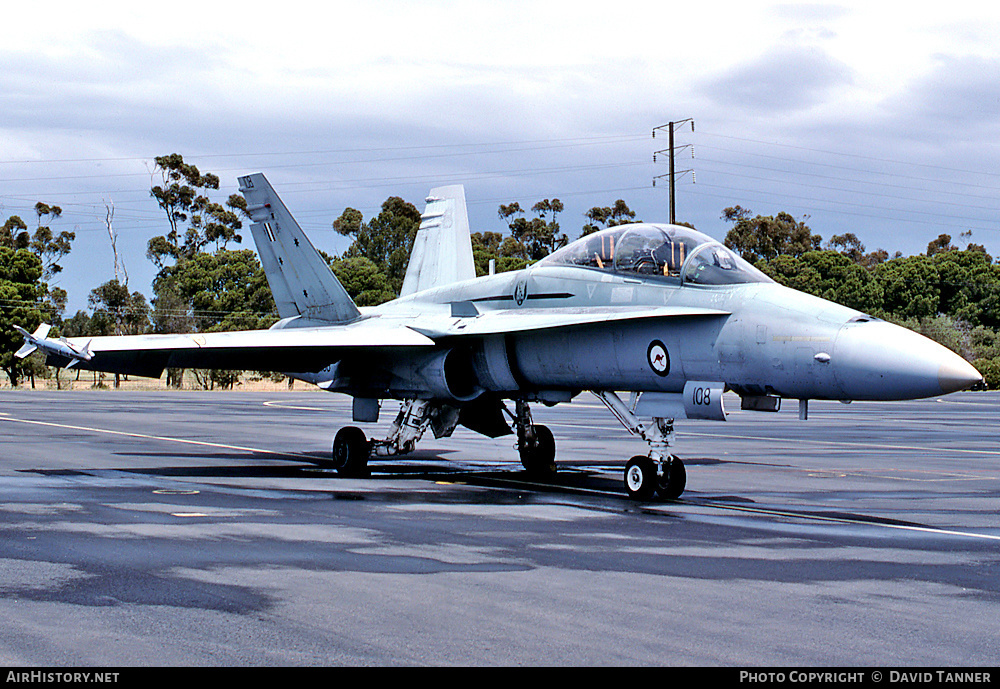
[593,390,687,500]
[329,398,461,476]
[514,399,556,479]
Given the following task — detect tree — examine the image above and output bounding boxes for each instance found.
[930,246,1000,328]
[926,233,957,257]
[0,247,53,386]
[469,231,530,276]
[497,198,568,261]
[151,249,276,334]
[758,250,883,314]
[582,200,637,235]
[872,255,941,320]
[722,206,822,262]
[147,153,246,267]
[147,249,277,389]
[333,197,422,294]
[29,202,75,280]
[327,256,396,306]
[88,280,150,336]
[0,216,29,250]
[86,280,150,388]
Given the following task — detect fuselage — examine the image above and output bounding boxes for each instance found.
[342,224,981,403]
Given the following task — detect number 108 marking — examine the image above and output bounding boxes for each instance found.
[692,387,712,406]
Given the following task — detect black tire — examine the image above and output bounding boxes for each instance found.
[656,455,686,500]
[519,424,556,478]
[624,455,657,500]
[332,426,370,477]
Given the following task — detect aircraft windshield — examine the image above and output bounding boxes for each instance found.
[540,224,772,285]
[681,243,773,285]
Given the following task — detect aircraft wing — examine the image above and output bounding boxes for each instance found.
[412,305,730,338]
[43,323,436,378]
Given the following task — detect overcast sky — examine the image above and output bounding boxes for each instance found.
[2,0,999,314]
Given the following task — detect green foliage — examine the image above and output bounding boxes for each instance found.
[872,255,941,320]
[62,309,115,338]
[0,247,53,386]
[742,211,1000,387]
[328,256,396,306]
[470,231,529,276]
[151,249,276,333]
[582,200,638,235]
[498,199,568,260]
[30,203,75,279]
[88,280,150,335]
[926,233,957,257]
[723,205,822,262]
[0,216,30,250]
[0,203,75,283]
[929,246,1000,327]
[147,154,245,267]
[334,197,421,294]
[886,313,971,357]
[969,326,1000,388]
[757,250,883,314]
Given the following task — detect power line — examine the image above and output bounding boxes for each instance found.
[697,130,1000,179]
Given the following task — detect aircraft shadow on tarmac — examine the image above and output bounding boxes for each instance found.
[21,446,738,504]
[21,452,957,533]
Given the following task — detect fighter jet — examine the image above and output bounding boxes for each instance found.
[16,174,983,500]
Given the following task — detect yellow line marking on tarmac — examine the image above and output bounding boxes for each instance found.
[0,415,308,459]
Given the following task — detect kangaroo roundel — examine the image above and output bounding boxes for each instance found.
[647,340,670,376]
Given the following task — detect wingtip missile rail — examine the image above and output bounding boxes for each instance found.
[14,324,93,368]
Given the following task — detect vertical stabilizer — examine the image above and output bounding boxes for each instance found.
[400,185,476,297]
[238,173,360,323]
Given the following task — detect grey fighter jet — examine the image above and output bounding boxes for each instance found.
[16,174,983,500]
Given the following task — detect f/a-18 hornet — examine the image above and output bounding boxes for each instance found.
[17,174,983,499]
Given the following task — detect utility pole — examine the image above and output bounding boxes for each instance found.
[653,119,694,224]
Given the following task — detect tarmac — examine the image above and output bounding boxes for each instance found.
[0,389,997,666]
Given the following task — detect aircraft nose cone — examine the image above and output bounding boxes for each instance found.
[938,354,985,394]
[833,320,983,400]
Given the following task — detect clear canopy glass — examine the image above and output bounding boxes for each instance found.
[540,224,772,285]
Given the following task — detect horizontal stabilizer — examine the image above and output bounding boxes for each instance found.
[239,173,361,323]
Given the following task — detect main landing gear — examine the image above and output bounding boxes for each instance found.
[329,398,460,477]
[330,393,684,501]
[513,399,556,479]
[329,396,559,481]
[593,390,687,501]
[331,426,370,477]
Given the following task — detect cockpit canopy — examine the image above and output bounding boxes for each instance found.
[539,223,773,286]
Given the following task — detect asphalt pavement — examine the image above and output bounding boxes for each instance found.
[0,389,997,666]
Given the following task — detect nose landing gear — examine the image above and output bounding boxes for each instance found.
[624,453,686,501]
[593,390,687,501]
[514,399,556,479]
